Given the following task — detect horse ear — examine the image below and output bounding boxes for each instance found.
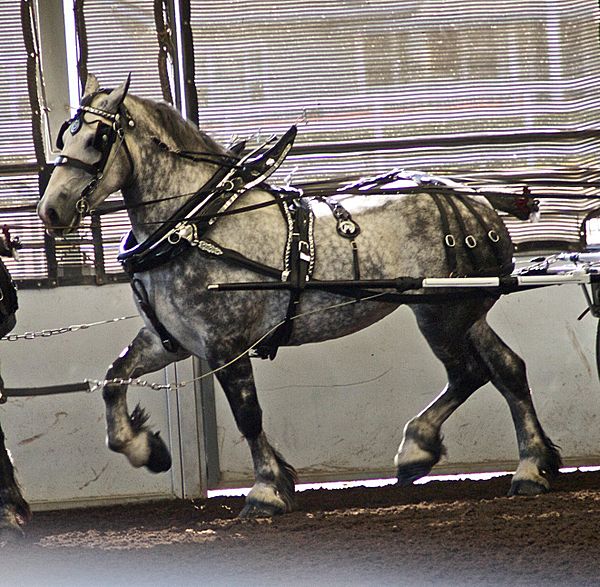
[83,73,100,97]
[103,73,132,112]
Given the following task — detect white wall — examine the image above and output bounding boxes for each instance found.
[214,283,600,485]
[3,280,600,504]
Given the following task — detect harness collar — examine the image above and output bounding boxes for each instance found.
[118,125,298,275]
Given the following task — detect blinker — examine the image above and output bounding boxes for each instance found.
[70,116,82,135]
[56,113,83,150]
[93,123,112,152]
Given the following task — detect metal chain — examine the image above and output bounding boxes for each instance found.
[0,293,387,395]
[86,292,389,394]
[0,315,138,342]
[84,377,180,393]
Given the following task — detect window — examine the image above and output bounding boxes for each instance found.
[189,0,600,251]
[2,0,600,288]
[0,0,47,283]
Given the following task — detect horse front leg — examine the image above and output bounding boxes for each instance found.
[0,420,31,541]
[395,346,491,484]
[102,327,189,472]
[210,353,297,517]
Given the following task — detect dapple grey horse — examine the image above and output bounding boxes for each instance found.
[38,75,560,517]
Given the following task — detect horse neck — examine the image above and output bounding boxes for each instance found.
[122,101,223,240]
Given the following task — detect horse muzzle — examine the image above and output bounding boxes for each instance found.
[37,198,81,237]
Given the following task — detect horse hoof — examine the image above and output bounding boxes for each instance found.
[396,462,432,486]
[239,499,287,518]
[508,479,550,496]
[145,431,172,473]
[0,524,24,544]
[0,514,25,545]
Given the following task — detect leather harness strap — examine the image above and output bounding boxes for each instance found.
[252,197,314,360]
[428,192,459,276]
[118,127,307,355]
[429,190,509,277]
[442,194,481,271]
[317,196,362,287]
[131,277,180,353]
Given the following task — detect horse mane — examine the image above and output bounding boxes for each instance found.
[128,95,228,156]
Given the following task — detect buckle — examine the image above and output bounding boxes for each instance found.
[168,222,197,245]
[299,240,311,263]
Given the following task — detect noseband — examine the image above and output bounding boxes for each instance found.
[54,92,135,218]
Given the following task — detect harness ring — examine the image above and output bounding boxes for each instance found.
[76,198,90,214]
[488,230,500,243]
[222,180,235,192]
[167,231,181,245]
[465,235,477,248]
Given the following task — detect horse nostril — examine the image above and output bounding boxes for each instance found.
[45,207,61,227]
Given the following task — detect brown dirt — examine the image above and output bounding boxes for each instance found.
[3,470,600,586]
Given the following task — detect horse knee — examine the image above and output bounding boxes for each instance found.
[497,351,527,384]
[234,400,263,440]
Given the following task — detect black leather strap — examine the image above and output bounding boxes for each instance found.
[429,192,458,276]
[454,192,505,269]
[131,278,180,353]
[252,198,314,360]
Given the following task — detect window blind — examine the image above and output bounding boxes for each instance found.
[190,0,600,252]
[0,0,47,282]
[78,1,166,100]
[4,0,600,288]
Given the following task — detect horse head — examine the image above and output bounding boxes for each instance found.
[38,74,134,236]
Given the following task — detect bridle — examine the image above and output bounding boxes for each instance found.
[54,91,135,219]
[53,91,245,224]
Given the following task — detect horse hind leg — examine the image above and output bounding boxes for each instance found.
[102,327,190,472]
[468,320,562,495]
[210,353,296,517]
[395,320,492,485]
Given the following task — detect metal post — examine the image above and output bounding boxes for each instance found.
[193,357,221,491]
